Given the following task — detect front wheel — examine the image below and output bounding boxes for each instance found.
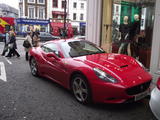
[71,74,92,104]
[30,57,38,76]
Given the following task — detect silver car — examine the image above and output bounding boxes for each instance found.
[150,77,160,120]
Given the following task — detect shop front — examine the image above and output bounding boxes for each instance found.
[16,18,50,36]
[80,22,86,36]
[86,0,160,82]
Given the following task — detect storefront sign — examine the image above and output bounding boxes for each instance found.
[80,22,86,27]
[16,18,49,25]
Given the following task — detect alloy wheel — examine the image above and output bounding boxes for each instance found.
[72,76,89,103]
[30,58,38,76]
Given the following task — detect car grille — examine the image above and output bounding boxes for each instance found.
[126,80,151,95]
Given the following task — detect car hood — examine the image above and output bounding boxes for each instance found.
[73,53,151,86]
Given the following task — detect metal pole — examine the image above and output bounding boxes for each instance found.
[64,0,67,38]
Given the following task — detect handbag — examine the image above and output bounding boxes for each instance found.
[23,40,31,48]
[8,43,14,49]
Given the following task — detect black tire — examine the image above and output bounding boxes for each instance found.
[71,74,92,104]
[30,57,38,76]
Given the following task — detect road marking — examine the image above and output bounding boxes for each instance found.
[0,62,7,82]
[4,57,12,65]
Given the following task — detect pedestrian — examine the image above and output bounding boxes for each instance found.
[23,32,32,61]
[32,31,40,47]
[1,31,10,56]
[6,32,20,58]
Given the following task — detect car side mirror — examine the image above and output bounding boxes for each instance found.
[46,53,60,61]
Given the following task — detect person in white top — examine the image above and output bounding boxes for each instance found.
[24,32,32,61]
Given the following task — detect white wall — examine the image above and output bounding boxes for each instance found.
[86,0,102,45]
[150,0,160,82]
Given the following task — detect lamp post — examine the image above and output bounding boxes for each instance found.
[63,0,67,38]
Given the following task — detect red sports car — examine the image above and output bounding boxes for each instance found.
[29,39,152,104]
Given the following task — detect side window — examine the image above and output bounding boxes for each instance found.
[41,43,60,57]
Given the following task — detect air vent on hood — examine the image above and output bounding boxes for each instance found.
[120,65,128,68]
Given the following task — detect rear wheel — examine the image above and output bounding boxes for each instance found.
[30,58,38,76]
[71,74,91,104]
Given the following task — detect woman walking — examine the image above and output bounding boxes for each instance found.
[23,32,32,61]
[6,32,20,58]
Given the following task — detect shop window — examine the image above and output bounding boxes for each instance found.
[53,0,58,7]
[111,0,156,68]
[73,13,76,20]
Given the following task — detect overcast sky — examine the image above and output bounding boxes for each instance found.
[0,0,19,9]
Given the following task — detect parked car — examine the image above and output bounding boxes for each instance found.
[150,77,160,120]
[29,39,152,104]
[0,33,5,42]
[74,35,85,40]
[39,32,60,41]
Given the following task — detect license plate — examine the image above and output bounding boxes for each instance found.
[135,90,149,101]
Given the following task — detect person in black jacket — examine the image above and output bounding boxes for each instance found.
[6,32,20,58]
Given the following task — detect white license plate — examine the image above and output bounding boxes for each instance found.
[135,90,149,101]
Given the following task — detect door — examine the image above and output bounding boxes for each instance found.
[41,43,68,84]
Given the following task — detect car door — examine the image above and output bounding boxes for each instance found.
[41,43,68,84]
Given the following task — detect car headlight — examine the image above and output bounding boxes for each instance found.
[136,60,148,71]
[93,68,118,83]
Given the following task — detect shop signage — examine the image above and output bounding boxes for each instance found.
[16,18,49,25]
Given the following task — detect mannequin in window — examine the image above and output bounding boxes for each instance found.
[129,14,141,58]
[118,16,131,55]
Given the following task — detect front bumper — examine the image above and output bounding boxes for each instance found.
[91,81,150,104]
[149,87,160,120]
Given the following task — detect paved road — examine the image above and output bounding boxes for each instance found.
[0,39,157,120]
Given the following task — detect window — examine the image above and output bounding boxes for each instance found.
[19,0,22,2]
[28,7,35,18]
[73,13,76,20]
[41,43,60,57]
[60,41,105,58]
[28,0,35,3]
[81,3,84,9]
[80,14,84,20]
[62,1,66,8]
[38,0,45,4]
[53,0,58,7]
[39,8,45,19]
[73,2,77,8]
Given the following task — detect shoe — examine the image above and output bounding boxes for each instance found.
[17,55,20,58]
[5,55,11,58]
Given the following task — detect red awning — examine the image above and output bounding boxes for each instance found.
[52,11,65,15]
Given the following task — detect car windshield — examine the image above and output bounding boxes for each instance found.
[60,40,105,58]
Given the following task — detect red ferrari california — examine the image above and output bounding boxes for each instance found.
[29,39,152,104]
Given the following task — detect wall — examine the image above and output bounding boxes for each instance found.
[150,0,160,82]
[86,0,102,45]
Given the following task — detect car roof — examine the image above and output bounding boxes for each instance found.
[44,38,85,45]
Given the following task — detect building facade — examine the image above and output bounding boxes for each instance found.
[17,0,49,35]
[68,0,87,35]
[86,0,160,82]
[0,3,18,18]
[47,0,87,35]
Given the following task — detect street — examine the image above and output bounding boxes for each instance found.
[0,39,157,120]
